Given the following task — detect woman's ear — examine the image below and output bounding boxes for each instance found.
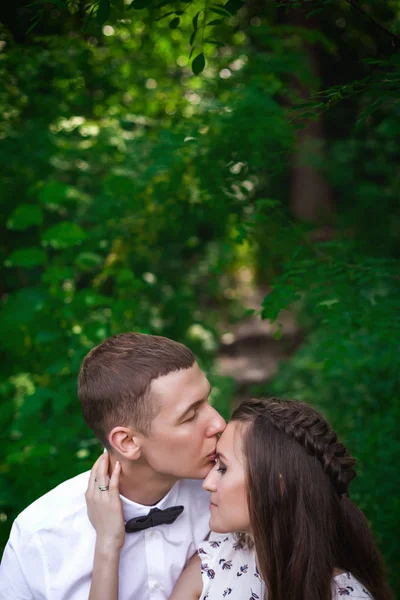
[108,426,142,460]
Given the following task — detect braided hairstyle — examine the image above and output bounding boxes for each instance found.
[231,398,393,600]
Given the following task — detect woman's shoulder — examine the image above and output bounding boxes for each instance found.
[197,533,254,564]
[332,572,373,599]
[197,533,263,600]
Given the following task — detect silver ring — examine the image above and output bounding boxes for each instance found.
[98,485,109,492]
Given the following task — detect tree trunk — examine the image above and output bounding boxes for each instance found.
[286,10,335,231]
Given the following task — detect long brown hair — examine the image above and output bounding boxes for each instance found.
[231,397,393,600]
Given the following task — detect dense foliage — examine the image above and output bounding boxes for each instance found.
[1,0,399,592]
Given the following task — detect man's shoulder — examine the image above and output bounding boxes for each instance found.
[16,470,90,535]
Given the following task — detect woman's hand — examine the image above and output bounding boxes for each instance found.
[86,452,125,552]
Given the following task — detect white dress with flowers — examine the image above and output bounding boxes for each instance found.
[198,533,264,600]
[198,533,373,600]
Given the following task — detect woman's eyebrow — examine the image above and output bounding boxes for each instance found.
[216,451,228,462]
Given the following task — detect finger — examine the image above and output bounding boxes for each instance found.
[95,451,110,489]
[109,461,121,496]
[87,453,105,493]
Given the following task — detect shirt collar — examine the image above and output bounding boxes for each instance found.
[120,480,181,522]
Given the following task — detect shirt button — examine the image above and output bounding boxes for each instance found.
[150,582,161,591]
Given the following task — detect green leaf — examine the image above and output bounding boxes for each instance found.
[223,0,244,14]
[127,0,151,9]
[75,252,103,271]
[26,0,65,8]
[318,298,340,308]
[209,5,231,16]
[38,181,77,206]
[41,222,87,249]
[192,11,201,30]
[192,52,206,75]
[5,248,47,268]
[169,16,180,28]
[97,0,110,25]
[272,323,283,341]
[155,0,173,7]
[47,360,70,376]
[112,0,125,12]
[156,10,177,19]
[18,388,51,419]
[190,30,197,45]
[39,181,68,204]
[26,16,41,34]
[206,19,224,26]
[35,330,64,344]
[306,7,325,18]
[204,39,224,47]
[256,198,280,209]
[0,288,47,327]
[74,289,112,308]
[7,204,43,230]
[82,4,97,30]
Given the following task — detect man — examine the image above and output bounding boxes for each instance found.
[0,332,226,600]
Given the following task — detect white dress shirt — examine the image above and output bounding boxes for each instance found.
[0,471,210,600]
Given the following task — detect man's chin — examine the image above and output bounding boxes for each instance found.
[200,463,215,479]
[184,464,214,480]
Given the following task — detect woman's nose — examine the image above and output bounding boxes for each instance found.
[203,468,217,492]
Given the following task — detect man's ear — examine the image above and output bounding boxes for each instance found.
[108,426,143,459]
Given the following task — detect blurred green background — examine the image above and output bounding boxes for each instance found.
[1,0,399,593]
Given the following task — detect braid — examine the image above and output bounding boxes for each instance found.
[231,397,393,600]
[233,397,356,498]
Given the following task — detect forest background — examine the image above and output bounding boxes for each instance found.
[1,0,399,593]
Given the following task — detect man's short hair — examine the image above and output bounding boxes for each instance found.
[78,332,195,448]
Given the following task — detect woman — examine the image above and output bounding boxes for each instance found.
[86,397,393,600]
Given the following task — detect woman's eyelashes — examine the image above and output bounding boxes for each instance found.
[216,459,227,475]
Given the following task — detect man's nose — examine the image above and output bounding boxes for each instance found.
[206,406,226,437]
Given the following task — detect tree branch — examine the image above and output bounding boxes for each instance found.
[343,0,400,48]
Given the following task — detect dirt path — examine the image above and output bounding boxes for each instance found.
[216,285,303,394]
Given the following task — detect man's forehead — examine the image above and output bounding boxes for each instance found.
[150,364,210,401]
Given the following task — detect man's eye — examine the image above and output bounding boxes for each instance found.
[184,411,197,423]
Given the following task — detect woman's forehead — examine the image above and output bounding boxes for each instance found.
[216,421,247,462]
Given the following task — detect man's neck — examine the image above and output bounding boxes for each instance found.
[109,455,178,506]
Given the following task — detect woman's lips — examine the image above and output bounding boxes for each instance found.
[208,451,217,461]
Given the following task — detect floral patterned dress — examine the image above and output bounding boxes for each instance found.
[332,572,373,598]
[198,533,264,600]
[198,533,373,600]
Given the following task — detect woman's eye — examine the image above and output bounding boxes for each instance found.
[216,461,227,474]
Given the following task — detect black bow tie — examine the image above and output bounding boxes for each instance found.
[125,505,184,533]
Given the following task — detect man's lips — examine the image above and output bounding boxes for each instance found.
[207,451,217,461]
